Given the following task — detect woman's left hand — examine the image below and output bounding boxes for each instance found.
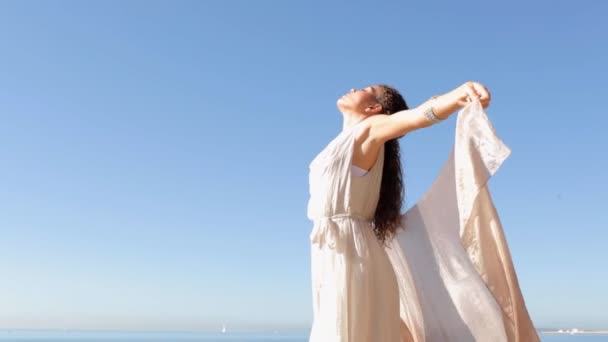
[456,81,491,108]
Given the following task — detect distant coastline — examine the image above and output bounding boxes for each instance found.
[540,329,608,335]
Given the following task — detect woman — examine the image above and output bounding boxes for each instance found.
[307,82,491,341]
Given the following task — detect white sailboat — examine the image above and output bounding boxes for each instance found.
[221,323,227,334]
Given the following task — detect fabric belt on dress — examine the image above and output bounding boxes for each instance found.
[309,213,371,256]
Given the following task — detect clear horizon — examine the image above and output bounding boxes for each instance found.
[2,326,608,333]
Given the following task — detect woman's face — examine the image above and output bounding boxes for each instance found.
[337,85,381,114]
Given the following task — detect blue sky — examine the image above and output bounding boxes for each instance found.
[0,0,606,333]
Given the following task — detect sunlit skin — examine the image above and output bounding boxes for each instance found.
[337,81,491,171]
[336,81,490,341]
[399,318,414,342]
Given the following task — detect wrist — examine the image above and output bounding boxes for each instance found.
[452,84,470,106]
[431,92,459,119]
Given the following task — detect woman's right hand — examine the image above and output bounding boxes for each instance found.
[455,81,491,108]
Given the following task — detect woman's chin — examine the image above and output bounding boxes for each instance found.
[336,97,348,110]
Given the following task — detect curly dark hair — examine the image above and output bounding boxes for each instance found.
[373,84,408,246]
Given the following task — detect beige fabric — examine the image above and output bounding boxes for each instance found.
[386,100,539,341]
[307,100,538,341]
[308,122,401,342]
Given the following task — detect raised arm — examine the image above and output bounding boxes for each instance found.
[368,81,491,143]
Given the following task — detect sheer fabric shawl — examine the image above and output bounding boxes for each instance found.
[386,101,540,342]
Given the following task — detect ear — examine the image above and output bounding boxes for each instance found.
[365,103,383,114]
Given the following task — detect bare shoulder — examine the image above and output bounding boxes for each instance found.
[355,114,392,144]
[352,115,390,170]
[364,110,425,143]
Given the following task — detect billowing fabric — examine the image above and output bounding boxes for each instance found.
[386,101,539,341]
[307,100,539,341]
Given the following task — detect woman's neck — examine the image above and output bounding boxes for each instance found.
[341,112,368,132]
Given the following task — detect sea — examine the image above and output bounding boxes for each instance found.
[0,330,607,342]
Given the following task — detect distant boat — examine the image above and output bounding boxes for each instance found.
[221,324,227,334]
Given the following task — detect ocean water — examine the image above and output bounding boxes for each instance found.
[0,330,302,341]
[0,330,606,342]
[0,330,307,342]
[542,336,608,342]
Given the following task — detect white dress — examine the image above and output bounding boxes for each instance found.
[307,121,401,342]
[307,101,539,342]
